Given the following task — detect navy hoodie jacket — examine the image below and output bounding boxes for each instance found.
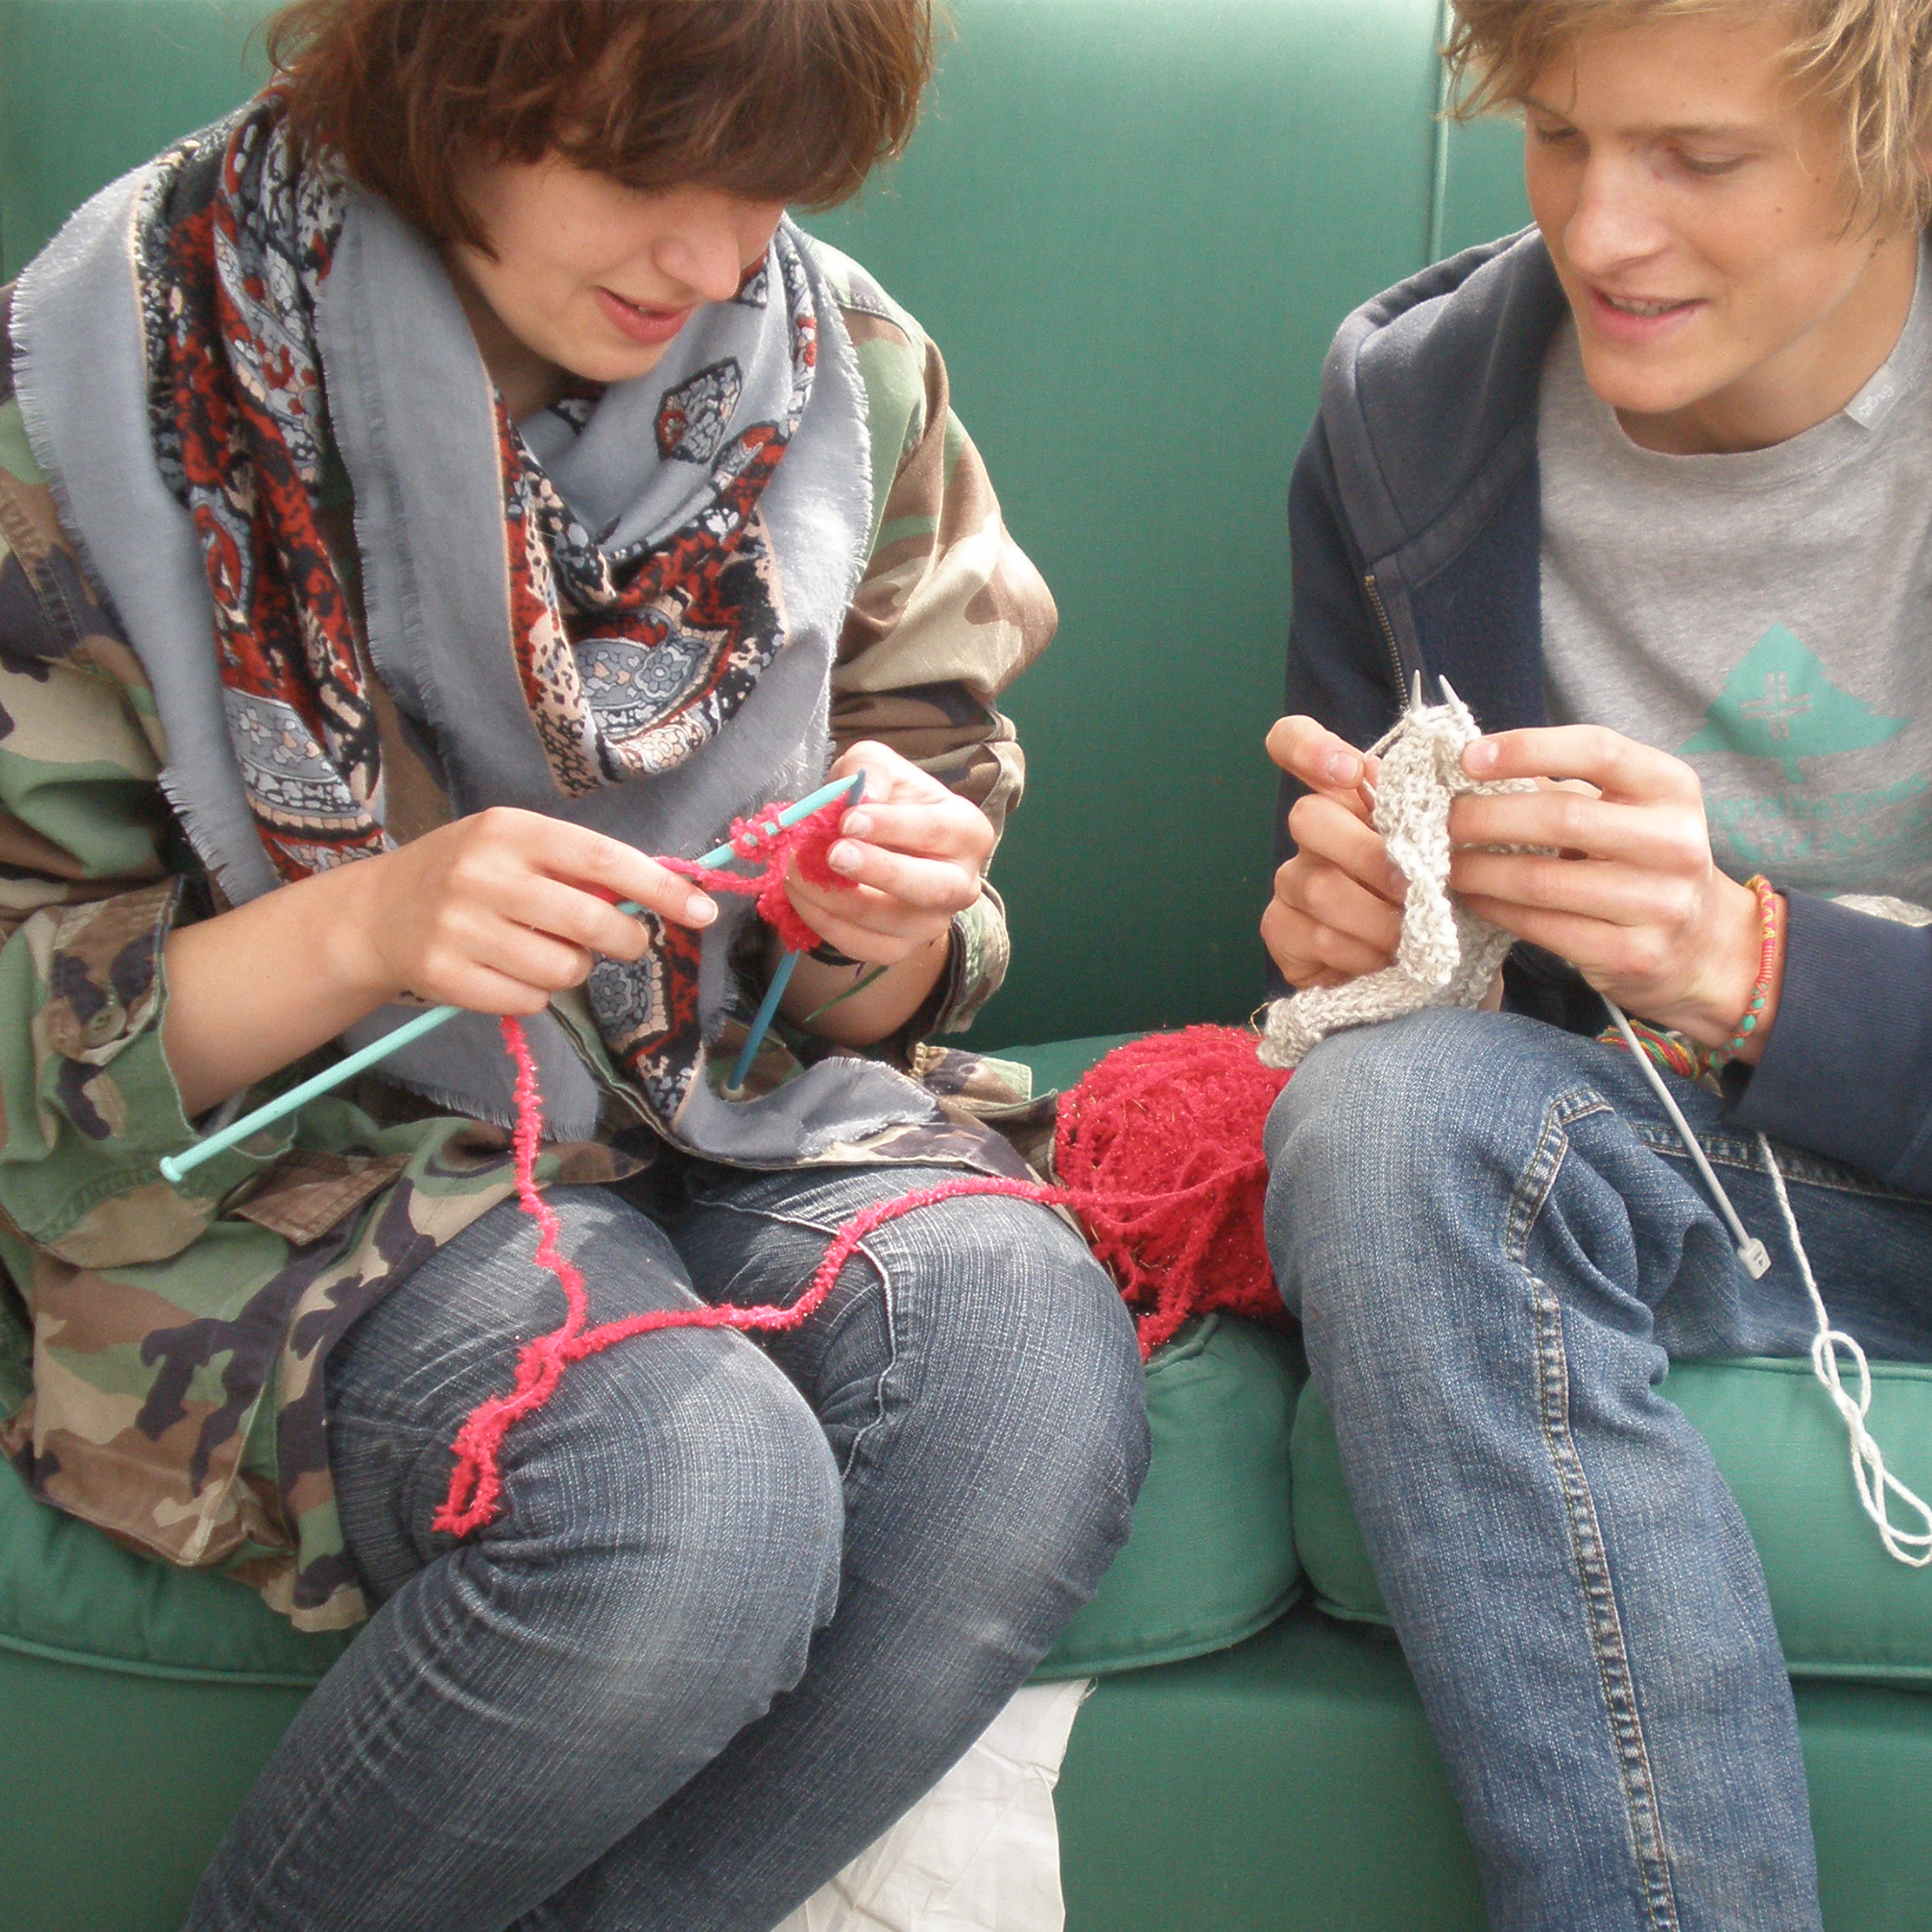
[1281,227,1932,1197]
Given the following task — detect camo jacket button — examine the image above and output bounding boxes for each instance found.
[82,1003,124,1043]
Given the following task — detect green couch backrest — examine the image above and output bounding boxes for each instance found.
[0,0,1530,1048]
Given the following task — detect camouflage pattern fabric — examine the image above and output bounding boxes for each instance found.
[0,245,1053,1629]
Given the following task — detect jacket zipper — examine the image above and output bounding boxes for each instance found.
[1363,571,1411,708]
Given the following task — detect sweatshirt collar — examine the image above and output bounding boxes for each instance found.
[1319,227,1566,585]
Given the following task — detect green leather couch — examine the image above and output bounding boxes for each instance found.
[6,4,1932,1929]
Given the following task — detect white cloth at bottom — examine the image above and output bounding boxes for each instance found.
[774,1679,1092,1932]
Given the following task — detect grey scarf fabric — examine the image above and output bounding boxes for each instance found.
[14,141,947,1160]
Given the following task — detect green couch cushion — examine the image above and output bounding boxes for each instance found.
[0,1308,1302,1695]
[1292,1357,1932,1687]
[0,1030,1298,1691]
[1055,1607,1932,1932]
[1036,1313,1305,1678]
[992,1031,1138,1101]
[3,1646,319,1932]
[0,1455,348,1684]
[1001,1033,1305,1678]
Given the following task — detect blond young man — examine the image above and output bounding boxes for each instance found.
[1262,4,1932,1927]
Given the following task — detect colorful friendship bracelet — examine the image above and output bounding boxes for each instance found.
[1597,1016,1715,1083]
[1721,873,1781,1061]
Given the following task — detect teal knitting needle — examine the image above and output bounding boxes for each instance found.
[158,771,866,1187]
[724,770,866,1094]
[725,948,802,1096]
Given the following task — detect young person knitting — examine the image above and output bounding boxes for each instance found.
[1262,3,1932,1927]
[0,3,1149,1926]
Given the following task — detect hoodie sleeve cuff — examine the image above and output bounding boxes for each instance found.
[1729,891,1932,1193]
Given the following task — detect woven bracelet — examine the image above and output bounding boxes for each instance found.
[1721,874,1781,1059]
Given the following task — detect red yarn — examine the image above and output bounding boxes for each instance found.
[1049,1024,1292,1356]
[434,1017,594,1535]
[433,795,846,1535]
[656,798,845,954]
[435,1011,1291,1535]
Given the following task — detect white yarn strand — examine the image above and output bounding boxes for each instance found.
[1757,1134,1932,1567]
[1603,999,1768,1278]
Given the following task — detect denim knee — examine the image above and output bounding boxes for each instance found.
[878,1191,1148,1619]
[328,1191,847,1696]
[454,1330,845,1744]
[1262,1010,1608,1345]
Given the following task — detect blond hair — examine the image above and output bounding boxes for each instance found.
[1445,0,1932,225]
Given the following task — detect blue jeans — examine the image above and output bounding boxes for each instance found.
[1265,1008,1932,1932]
[185,1164,1148,1932]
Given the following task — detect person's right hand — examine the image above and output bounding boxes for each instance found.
[1260,716,1405,990]
[334,807,718,1016]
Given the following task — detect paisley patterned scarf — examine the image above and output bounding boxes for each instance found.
[132,91,818,882]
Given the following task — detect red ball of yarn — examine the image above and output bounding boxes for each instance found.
[1054,1025,1291,1357]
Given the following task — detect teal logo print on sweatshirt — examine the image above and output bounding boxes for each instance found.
[1678,625,1908,783]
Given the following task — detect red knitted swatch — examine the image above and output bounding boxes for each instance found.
[433,855,1291,1534]
[655,798,845,954]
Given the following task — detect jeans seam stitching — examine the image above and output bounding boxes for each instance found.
[839,1239,898,1479]
[1504,1089,1608,1265]
[1511,1094,1681,1932]
[1628,1120,1922,1202]
[1531,1280,1680,1932]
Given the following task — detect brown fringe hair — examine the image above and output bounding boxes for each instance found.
[1444,0,1932,226]
[265,0,936,248]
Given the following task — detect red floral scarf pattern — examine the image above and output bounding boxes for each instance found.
[135,95,815,882]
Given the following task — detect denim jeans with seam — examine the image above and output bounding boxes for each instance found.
[1264,1007,1932,1932]
[184,1161,1148,1932]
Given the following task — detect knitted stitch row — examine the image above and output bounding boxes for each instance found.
[652,796,847,953]
[1259,689,1533,1070]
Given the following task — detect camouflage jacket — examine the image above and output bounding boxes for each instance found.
[0,240,1055,1629]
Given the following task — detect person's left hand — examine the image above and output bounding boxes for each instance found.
[784,741,993,964]
[1446,725,1771,1051]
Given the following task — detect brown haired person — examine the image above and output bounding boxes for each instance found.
[1261,3,1932,1928]
[0,3,1146,1926]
